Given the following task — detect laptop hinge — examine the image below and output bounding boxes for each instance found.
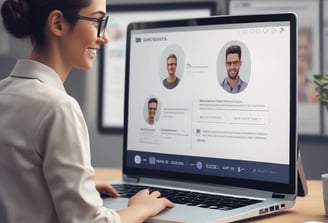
[123,174,140,183]
[272,193,285,199]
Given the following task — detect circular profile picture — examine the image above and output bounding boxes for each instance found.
[217,41,251,94]
[160,44,185,90]
[144,96,161,125]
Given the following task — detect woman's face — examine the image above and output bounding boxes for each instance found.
[60,0,108,70]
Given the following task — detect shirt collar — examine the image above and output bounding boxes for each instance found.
[9,59,65,92]
[222,77,245,93]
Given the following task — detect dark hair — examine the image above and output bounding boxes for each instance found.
[226,45,241,60]
[148,98,158,105]
[1,0,91,47]
[167,53,177,63]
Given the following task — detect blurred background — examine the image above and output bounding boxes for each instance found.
[1,0,328,179]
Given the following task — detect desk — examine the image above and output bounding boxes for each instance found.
[95,168,328,223]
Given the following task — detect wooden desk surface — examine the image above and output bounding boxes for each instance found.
[95,168,328,223]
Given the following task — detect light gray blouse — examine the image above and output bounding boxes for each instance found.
[0,60,120,223]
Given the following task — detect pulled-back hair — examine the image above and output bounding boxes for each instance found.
[1,0,91,47]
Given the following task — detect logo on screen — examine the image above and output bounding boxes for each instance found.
[135,37,141,43]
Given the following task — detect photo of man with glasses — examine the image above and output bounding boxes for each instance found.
[221,45,248,93]
[163,53,180,89]
[147,98,158,125]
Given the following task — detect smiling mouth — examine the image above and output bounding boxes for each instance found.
[88,48,97,57]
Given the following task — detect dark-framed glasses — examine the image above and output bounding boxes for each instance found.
[225,60,240,66]
[76,15,109,37]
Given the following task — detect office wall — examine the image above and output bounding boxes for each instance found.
[0,0,327,180]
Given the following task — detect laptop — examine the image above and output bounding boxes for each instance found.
[102,13,298,223]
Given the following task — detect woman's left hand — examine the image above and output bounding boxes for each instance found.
[96,182,120,198]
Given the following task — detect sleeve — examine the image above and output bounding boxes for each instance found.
[38,98,120,223]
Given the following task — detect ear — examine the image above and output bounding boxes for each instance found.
[47,10,66,37]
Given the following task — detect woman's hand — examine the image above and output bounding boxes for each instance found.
[95,182,120,198]
[117,188,174,223]
[128,189,174,216]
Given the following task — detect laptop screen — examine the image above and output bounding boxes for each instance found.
[123,13,297,194]
[98,2,217,132]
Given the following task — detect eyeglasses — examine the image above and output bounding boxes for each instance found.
[76,15,109,37]
[225,60,240,66]
[167,63,177,67]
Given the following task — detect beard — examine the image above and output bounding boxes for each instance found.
[228,71,239,80]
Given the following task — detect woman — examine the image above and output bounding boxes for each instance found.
[0,0,173,223]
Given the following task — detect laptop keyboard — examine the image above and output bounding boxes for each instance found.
[105,184,262,211]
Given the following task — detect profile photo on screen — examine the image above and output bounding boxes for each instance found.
[163,53,180,89]
[145,97,160,125]
[160,44,185,90]
[218,42,251,94]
